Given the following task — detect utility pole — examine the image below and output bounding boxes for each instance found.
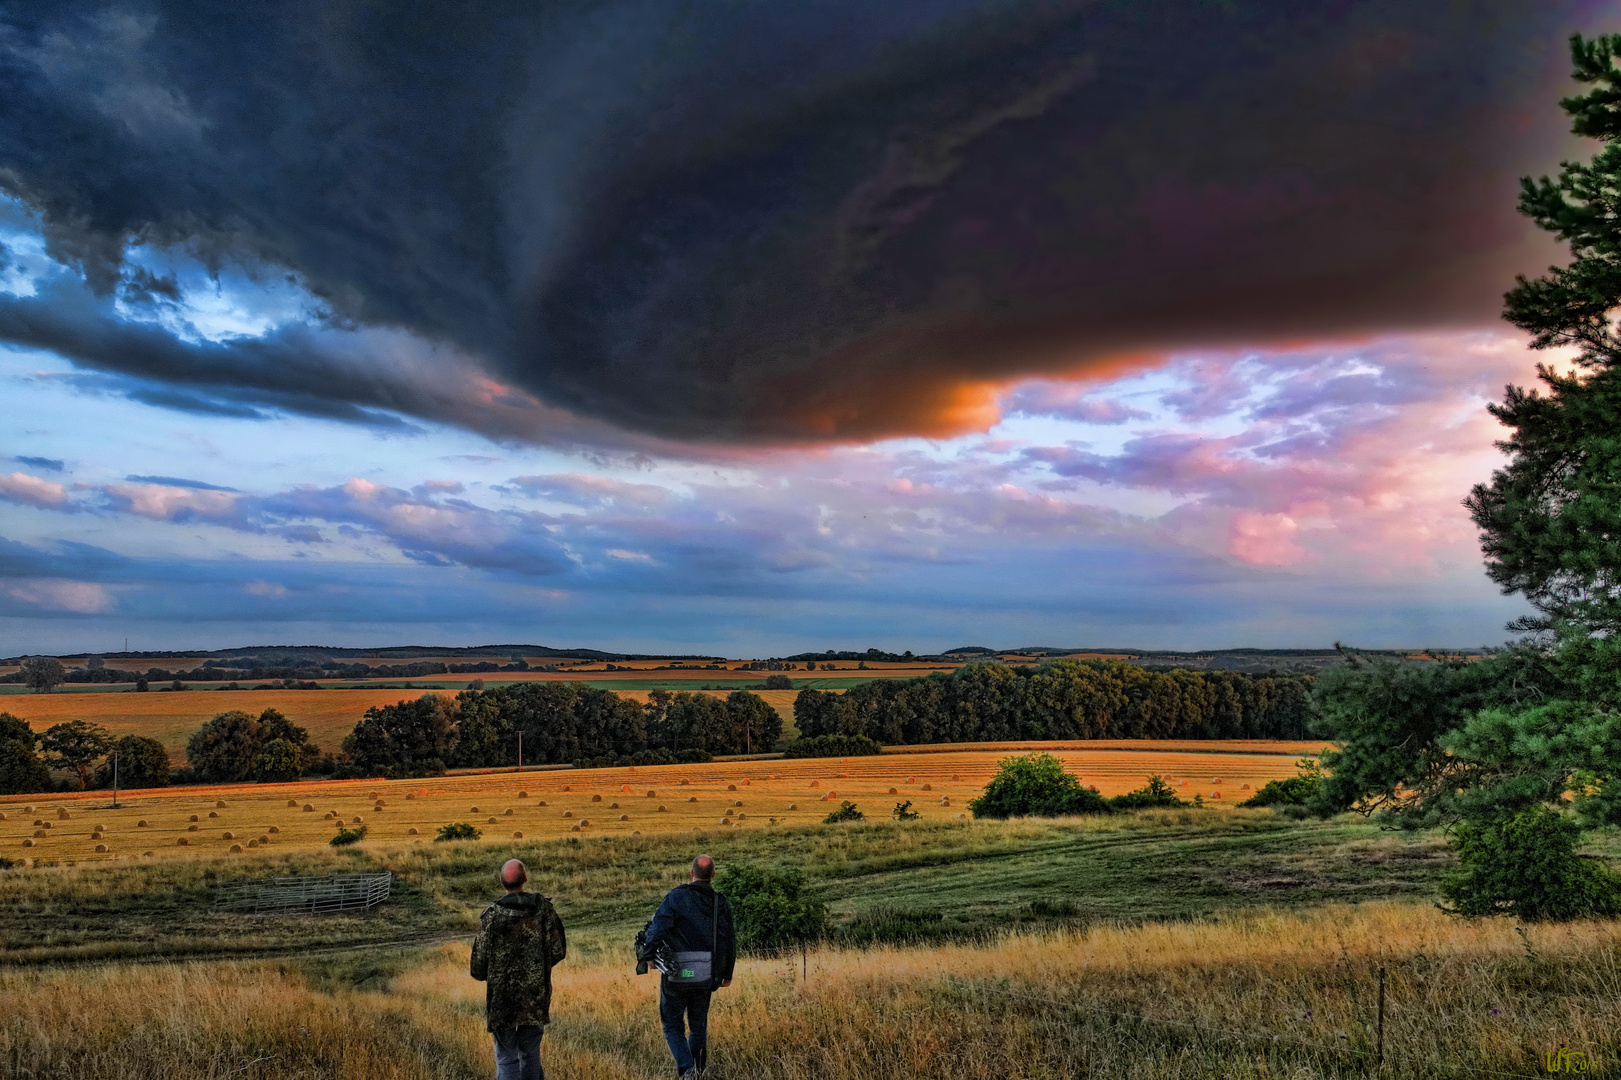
[110,752,120,809]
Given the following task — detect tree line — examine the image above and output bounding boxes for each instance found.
[793,659,1314,744]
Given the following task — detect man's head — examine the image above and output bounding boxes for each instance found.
[499,858,527,893]
[690,854,715,882]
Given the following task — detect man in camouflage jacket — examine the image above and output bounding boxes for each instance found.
[471,859,568,1080]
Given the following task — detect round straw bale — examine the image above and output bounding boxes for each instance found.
[1211,791,1222,798]
[215,800,227,808]
[32,829,44,838]
[503,808,513,816]
[827,790,837,798]
[733,800,743,807]
[957,813,966,819]
[680,779,689,785]
[658,805,667,812]
[187,824,198,832]
[633,830,641,835]
[838,773,848,779]
[922,783,932,791]
[787,803,797,810]
[810,780,820,788]
[609,802,619,809]
[247,839,259,848]
[578,818,590,827]
[1212,777,1222,784]
[58,809,70,819]
[618,814,628,821]
[221,831,235,840]
[31,819,41,826]
[741,779,750,786]
[906,776,914,784]
[570,824,580,832]
[406,793,416,800]
[258,835,268,844]
[42,821,52,829]
[513,831,523,839]
[0,812,6,821]
[229,844,242,853]
[303,803,315,811]
[487,816,497,824]
[288,800,299,807]
[687,796,697,803]
[621,785,630,792]
[22,839,33,847]
[562,785,570,792]
[324,812,335,819]
[24,805,33,813]
[723,809,733,817]
[562,809,573,817]
[1180,780,1187,786]
[470,806,480,813]
[189,814,199,822]
[591,794,601,802]
[727,784,736,791]
[137,820,148,827]
[408,827,419,835]
[268,826,279,834]
[518,791,527,798]
[940,797,950,806]
[737,813,746,820]
[646,790,656,797]
[888,787,897,794]
[208,811,218,818]
[176,837,189,845]
[1241,783,1251,790]
[537,800,548,807]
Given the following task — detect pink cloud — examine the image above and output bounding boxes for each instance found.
[0,471,69,509]
[4,578,114,613]
[104,482,240,521]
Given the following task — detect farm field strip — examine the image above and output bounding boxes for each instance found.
[0,746,1310,866]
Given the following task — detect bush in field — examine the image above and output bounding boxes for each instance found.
[1239,758,1322,809]
[330,824,368,847]
[188,708,321,783]
[783,734,882,758]
[719,863,829,952]
[1108,775,1184,811]
[342,694,455,778]
[1440,806,1620,921]
[761,674,794,690]
[892,800,919,821]
[435,822,481,842]
[0,712,52,795]
[970,752,1110,819]
[823,801,865,823]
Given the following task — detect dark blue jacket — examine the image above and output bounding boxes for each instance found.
[645,881,736,988]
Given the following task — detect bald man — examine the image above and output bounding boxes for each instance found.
[471,858,568,1080]
[642,855,736,1078]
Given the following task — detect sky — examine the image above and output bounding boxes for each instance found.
[0,0,1614,655]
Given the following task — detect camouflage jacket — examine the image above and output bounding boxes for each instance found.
[470,891,568,1031]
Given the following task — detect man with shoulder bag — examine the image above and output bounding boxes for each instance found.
[639,854,736,1078]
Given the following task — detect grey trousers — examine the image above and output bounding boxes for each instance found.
[493,1024,545,1080]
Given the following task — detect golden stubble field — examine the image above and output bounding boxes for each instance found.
[0,744,1320,866]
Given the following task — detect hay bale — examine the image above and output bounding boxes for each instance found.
[1211,791,1222,798]
[658,805,668,812]
[906,776,914,784]
[621,785,630,792]
[31,819,41,826]
[578,818,590,827]
[487,816,498,824]
[727,784,737,791]
[1241,783,1251,790]
[41,821,51,829]
[324,812,336,819]
[518,791,528,798]
[208,811,218,818]
[680,779,689,786]
[922,783,932,791]
[267,826,279,834]
[733,799,743,807]
[646,790,656,797]
[406,793,417,800]
[723,809,733,817]
[408,827,419,835]
[562,785,570,792]
[940,797,950,806]
[513,831,523,839]
[258,835,269,844]
[537,800,548,807]
[810,781,820,788]
[137,820,148,827]
[957,813,966,819]
[687,796,697,803]
[187,824,198,832]
[787,803,797,810]
[1212,777,1222,784]
[889,787,898,794]
[609,802,619,809]
[737,813,746,820]
[827,790,838,798]
[58,809,70,819]
[741,779,750,786]
[215,800,227,808]
[470,805,481,813]
[229,844,242,854]
[222,831,235,839]
[618,814,628,821]
[503,808,514,816]
[562,809,573,817]
[303,803,315,811]
[287,799,299,807]
[0,812,5,821]
[633,830,641,836]
[142,850,153,857]
[189,814,200,822]
[176,837,189,846]
[31,829,44,838]
[23,806,33,813]
[350,816,364,824]
[570,824,580,832]
[22,839,33,847]
[247,839,259,849]
[591,794,602,802]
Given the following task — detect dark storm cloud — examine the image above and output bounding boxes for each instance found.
[14,456,64,472]
[0,1,1606,444]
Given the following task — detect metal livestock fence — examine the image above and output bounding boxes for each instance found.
[214,871,392,914]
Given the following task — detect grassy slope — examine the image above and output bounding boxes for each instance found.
[0,810,1451,965]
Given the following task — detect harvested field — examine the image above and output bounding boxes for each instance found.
[0,688,454,759]
[0,744,1313,867]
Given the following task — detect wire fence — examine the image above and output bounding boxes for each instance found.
[214,871,392,915]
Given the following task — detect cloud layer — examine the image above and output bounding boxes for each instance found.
[0,2,1603,445]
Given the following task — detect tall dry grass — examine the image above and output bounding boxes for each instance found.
[5,901,1614,1078]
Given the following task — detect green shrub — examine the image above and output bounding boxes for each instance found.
[969,752,1110,819]
[434,822,481,842]
[719,863,829,952]
[1239,758,1322,808]
[783,734,882,758]
[1440,805,1621,921]
[823,801,865,823]
[839,906,961,946]
[892,800,919,821]
[329,824,368,847]
[1108,775,1183,810]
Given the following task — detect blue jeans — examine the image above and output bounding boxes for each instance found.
[493,1024,544,1080]
[659,984,712,1074]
